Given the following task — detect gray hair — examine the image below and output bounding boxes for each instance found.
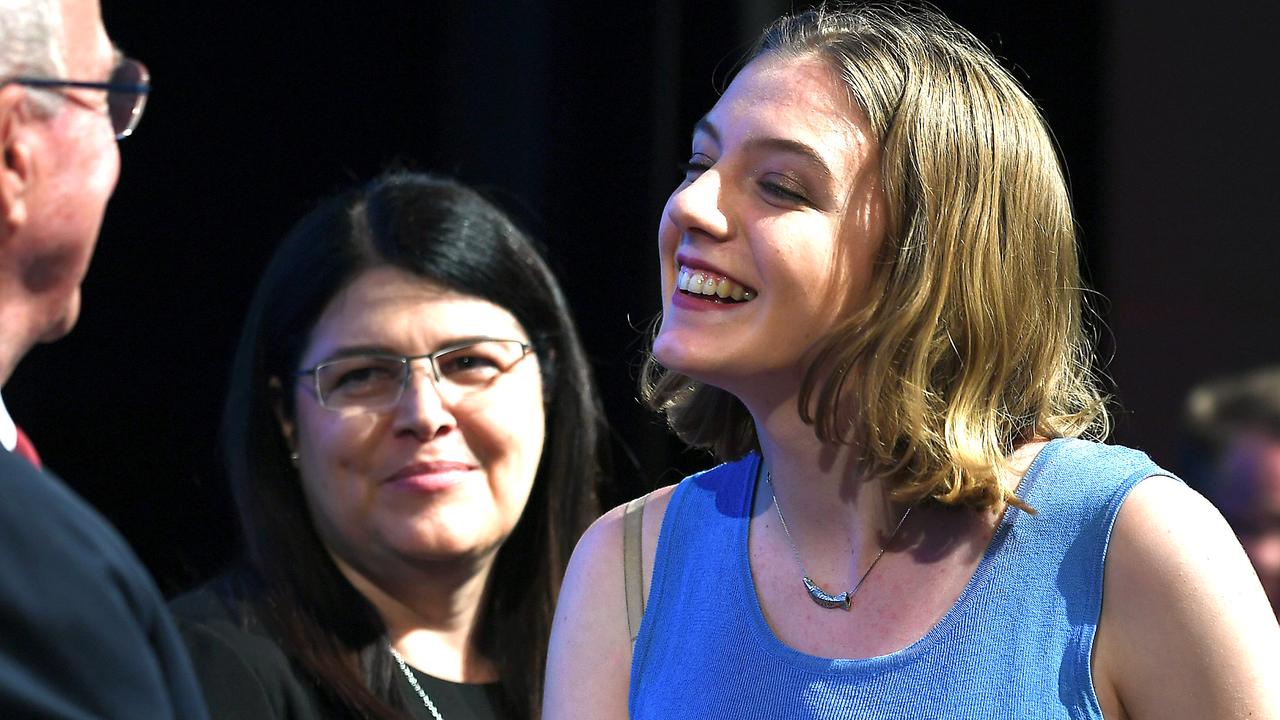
[0,0,66,115]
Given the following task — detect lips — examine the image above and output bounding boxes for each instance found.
[384,461,476,491]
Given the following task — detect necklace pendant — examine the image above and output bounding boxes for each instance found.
[802,576,851,610]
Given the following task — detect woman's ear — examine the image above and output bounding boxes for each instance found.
[268,376,297,457]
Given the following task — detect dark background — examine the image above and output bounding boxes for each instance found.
[6,1,1277,593]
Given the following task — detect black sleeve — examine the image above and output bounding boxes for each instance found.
[170,585,326,720]
[0,451,210,719]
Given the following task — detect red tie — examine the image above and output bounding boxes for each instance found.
[13,426,41,468]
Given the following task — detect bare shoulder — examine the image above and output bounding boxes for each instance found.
[1093,475,1280,720]
[542,484,679,720]
[564,482,679,595]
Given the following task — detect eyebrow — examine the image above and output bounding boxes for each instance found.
[692,116,835,182]
[307,336,518,366]
[305,345,401,368]
[693,115,720,144]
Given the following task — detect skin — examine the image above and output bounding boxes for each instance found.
[283,265,545,682]
[543,54,1280,719]
[651,54,885,407]
[0,0,120,384]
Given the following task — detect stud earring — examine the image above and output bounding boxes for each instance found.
[289,451,300,467]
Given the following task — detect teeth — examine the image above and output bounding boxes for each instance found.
[675,265,755,302]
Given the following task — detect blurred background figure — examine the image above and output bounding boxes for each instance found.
[1186,367,1280,616]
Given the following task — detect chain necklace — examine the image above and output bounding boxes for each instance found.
[766,470,914,611]
[388,646,445,720]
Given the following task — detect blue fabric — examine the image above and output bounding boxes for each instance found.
[0,449,209,719]
[629,438,1167,719]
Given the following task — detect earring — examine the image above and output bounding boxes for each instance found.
[289,451,300,468]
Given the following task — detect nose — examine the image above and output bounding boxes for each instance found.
[665,167,731,242]
[391,364,457,440]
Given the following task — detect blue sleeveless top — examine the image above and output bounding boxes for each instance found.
[629,438,1169,719]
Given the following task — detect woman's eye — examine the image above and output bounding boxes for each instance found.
[438,353,501,382]
[676,153,714,183]
[323,361,402,399]
[335,364,397,388]
[759,174,811,205]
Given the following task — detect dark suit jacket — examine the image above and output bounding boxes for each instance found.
[0,449,209,719]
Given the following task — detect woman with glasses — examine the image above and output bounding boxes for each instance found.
[543,5,1280,719]
[173,171,607,719]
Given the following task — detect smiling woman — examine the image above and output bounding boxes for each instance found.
[543,5,1280,720]
[171,171,608,720]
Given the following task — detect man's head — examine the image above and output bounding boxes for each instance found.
[1187,367,1280,616]
[0,0,120,383]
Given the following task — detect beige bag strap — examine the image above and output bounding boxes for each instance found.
[623,493,648,644]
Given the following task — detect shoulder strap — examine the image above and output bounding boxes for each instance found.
[623,493,648,644]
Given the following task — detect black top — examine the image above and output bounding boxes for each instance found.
[0,449,209,719]
[171,579,503,719]
[398,665,503,720]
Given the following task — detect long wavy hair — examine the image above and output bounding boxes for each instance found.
[642,4,1108,511]
[223,171,606,718]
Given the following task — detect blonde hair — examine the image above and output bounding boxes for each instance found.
[641,4,1109,511]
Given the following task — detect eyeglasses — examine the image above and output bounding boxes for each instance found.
[5,57,150,140]
[296,339,533,412]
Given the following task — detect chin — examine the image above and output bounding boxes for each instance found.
[651,330,695,375]
[652,332,729,388]
[37,301,79,343]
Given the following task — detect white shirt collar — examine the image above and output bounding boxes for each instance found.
[0,392,16,452]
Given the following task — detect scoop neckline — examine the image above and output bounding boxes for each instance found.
[735,437,1067,671]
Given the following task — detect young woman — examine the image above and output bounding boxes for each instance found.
[544,6,1280,719]
[175,171,607,719]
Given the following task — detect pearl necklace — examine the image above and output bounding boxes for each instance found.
[766,470,914,610]
[388,646,444,720]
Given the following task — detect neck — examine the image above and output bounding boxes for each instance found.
[0,303,33,387]
[741,386,917,585]
[750,387,888,515]
[0,267,49,386]
[336,553,499,683]
[752,396,1043,565]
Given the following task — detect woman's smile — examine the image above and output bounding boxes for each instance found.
[382,460,479,493]
[653,53,884,400]
[290,265,546,568]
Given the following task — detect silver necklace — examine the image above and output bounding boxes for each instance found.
[388,646,445,720]
[766,470,914,611]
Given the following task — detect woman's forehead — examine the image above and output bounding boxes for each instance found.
[702,55,874,173]
[305,268,525,351]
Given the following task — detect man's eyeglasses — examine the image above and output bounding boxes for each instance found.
[5,57,149,140]
[296,339,534,413]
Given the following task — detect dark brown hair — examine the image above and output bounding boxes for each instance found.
[223,171,606,718]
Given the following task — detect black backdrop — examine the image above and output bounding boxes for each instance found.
[13,1,1261,594]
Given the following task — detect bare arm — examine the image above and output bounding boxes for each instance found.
[543,487,674,720]
[1093,476,1280,719]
